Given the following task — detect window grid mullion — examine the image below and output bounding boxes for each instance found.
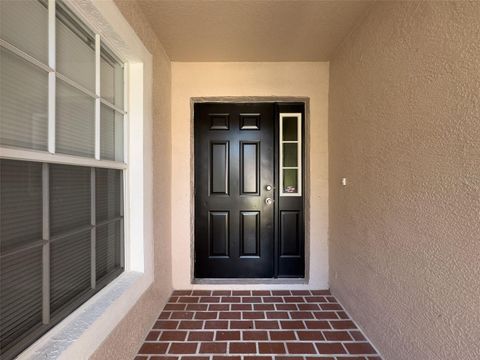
[91,168,96,289]
[42,163,50,325]
[42,0,56,326]
[0,240,45,259]
[123,63,129,164]
[55,72,97,98]
[48,0,56,155]
[95,34,101,160]
[100,98,126,115]
[119,173,125,268]
[0,39,52,73]
[0,146,127,170]
[96,216,123,228]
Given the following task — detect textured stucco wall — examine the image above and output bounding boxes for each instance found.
[91,1,172,359]
[329,2,480,360]
[171,62,329,289]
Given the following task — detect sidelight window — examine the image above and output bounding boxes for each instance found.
[0,1,126,359]
[279,113,302,196]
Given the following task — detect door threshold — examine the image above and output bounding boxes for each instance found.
[193,278,307,285]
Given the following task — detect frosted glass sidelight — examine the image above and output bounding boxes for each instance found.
[0,0,48,63]
[56,80,95,157]
[0,48,48,150]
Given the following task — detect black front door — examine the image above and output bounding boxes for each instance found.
[195,103,274,278]
[194,102,305,278]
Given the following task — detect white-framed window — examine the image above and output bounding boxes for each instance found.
[279,113,302,196]
[0,1,127,359]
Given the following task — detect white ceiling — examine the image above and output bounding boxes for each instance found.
[135,0,374,62]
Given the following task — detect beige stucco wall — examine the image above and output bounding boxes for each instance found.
[91,1,172,359]
[171,62,329,289]
[329,2,480,359]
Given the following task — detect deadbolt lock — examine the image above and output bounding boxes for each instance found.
[265,185,273,191]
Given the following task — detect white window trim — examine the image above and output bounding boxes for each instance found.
[279,112,302,197]
[11,0,154,359]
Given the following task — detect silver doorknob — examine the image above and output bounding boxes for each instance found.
[265,185,272,191]
[265,197,273,205]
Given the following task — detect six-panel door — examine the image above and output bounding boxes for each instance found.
[194,102,304,278]
[194,103,275,278]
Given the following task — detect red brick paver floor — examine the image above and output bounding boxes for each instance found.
[135,290,381,360]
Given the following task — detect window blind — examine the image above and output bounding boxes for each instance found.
[0,48,48,150]
[0,160,124,359]
[96,221,122,281]
[0,1,126,358]
[0,247,43,355]
[56,79,95,157]
[50,229,91,314]
[100,105,116,161]
[0,160,43,251]
[96,168,122,222]
[0,160,44,357]
[101,55,115,104]
[0,0,48,63]
[100,47,124,108]
[56,5,95,92]
[50,164,91,236]
[95,168,122,280]
[100,104,124,161]
[49,164,92,314]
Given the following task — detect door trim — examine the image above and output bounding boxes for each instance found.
[191,97,310,283]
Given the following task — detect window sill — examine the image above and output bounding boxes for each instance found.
[17,270,151,360]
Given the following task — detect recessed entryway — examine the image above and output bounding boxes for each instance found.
[194,102,305,279]
[171,64,329,290]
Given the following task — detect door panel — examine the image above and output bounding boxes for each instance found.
[240,142,259,195]
[210,142,229,195]
[280,211,300,256]
[195,102,305,278]
[195,103,274,278]
[209,113,229,130]
[240,211,260,257]
[209,211,229,257]
[240,114,260,130]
